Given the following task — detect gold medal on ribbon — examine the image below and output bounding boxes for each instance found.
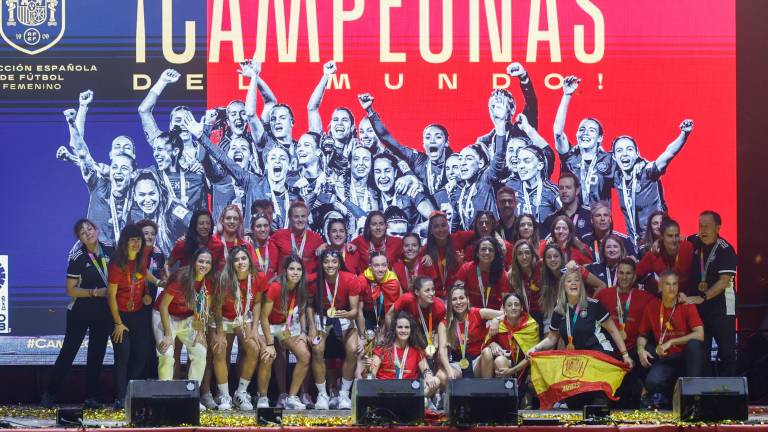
[425,344,437,356]
[326,307,337,318]
[655,345,665,357]
[698,281,708,293]
[566,343,575,350]
[127,300,134,311]
[192,319,204,332]
[619,324,627,340]
[458,358,470,369]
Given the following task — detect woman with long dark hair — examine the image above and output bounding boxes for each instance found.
[249,212,278,281]
[368,311,440,396]
[484,292,539,379]
[350,210,403,273]
[453,211,514,268]
[316,217,361,272]
[153,248,213,387]
[307,248,361,410]
[42,219,114,408]
[541,215,593,265]
[507,240,543,323]
[636,217,695,296]
[512,213,541,248]
[422,212,461,298]
[170,209,225,270]
[454,236,509,309]
[107,224,164,409]
[391,232,437,292]
[128,169,187,256]
[258,255,311,409]
[210,245,268,411]
[637,210,666,258]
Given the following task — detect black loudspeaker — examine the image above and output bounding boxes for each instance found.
[56,408,83,426]
[126,380,200,426]
[256,407,283,425]
[446,378,518,426]
[352,379,424,425]
[673,377,749,422]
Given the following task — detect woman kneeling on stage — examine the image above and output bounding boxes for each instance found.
[258,255,311,410]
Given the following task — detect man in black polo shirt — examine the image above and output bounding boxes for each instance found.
[681,210,737,376]
[543,172,593,239]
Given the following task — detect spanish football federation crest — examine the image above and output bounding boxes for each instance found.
[1,0,65,55]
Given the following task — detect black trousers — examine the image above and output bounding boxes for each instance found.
[613,346,649,408]
[645,339,705,396]
[700,310,736,376]
[47,299,112,399]
[113,306,153,400]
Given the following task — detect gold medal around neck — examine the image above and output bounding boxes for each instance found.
[619,325,627,340]
[127,300,134,311]
[458,358,470,369]
[655,345,665,357]
[326,307,337,318]
[192,320,204,332]
[425,344,437,356]
[566,343,575,350]
[698,281,708,293]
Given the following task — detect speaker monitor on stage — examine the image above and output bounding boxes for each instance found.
[126,380,200,426]
[673,377,749,422]
[352,379,424,425]
[446,378,518,426]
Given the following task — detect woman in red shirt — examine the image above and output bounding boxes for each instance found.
[541,215,593,266]
[216,204,256,266]
[508,240,543,322]
[452,211,514,268]
[454,236,509,309]
[210,245,268,411]
[437,285,503,380]
[369,311,440,397]
[153,247,213,385]
[421,212,461,298]
[392,232,436,292]
[169,210,225,270]
[636,218,694,296]
[358,252,402,333]
[316,218,361,272]
[249,213,278,281]
[258,255,310,410]
[512,214,541,249]
[485,292,540,379]
[270,201,325,276]
[307,249,361,410]
[107,224,163,409]
[350,211,403,274]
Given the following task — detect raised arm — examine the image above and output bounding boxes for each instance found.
[183,113,252,188]
[75,89,93,136]
[307,61,337,133]
[358,92,419,166]
[64,109,97,181]
[654,119,694,172]
[138,69,180,143]
[553,75,580,155]
[507,62,538,130]
[257,77,278,123]
[239,59,266,144]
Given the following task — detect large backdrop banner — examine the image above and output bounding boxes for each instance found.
[0,0,735,362]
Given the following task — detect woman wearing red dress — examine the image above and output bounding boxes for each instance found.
[369,311,440,397]
[307,249,361,410]
[636,217,694,296]
[541,215,593,265]
[153,247,213,386]
[210,245,268,411]
[216,204,256,266]
[391,232,437,292]
[258,255,311,410]
[350,211,403,274]
[421,212,461,298]
[454,236,509,310]
[249,213,278,281]
[107,224,164,409]
[437,284,503,380]
[169,209,225,270]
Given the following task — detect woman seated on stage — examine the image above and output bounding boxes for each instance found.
[392,232,436,292]
[306,248,361,410]
[528,267,633,407]
[258,255,311,410]
[438,284,503,380]
[209,245,267,411]
[368,311,440,398]
[153,248,213,389]
[454,236,510,309]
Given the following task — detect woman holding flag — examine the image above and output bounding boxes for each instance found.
[258,255,311,410]
[368,311,441,398]
[528,267,633,408]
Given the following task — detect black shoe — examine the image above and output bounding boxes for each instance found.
[113,398,124,411]
[84,398,101,409]
[41,392,55,409]
[640,393,654,410]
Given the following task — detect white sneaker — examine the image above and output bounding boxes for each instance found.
[276,393,288,408]
[256,396,270,408]
[337,393,352,410]
[199,403,207,412]
[314,392,330,410]
[217,394,233,411]
[283,395,306,410]
[233,390,254,411]
[200,393,218,410]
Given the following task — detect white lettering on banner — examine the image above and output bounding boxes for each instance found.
[0,256,9,333]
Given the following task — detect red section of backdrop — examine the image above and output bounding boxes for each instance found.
[205,0,736,244]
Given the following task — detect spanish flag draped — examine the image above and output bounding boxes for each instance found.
[362,268,402,310]
[530,350,630,409]
[485,313,540,354]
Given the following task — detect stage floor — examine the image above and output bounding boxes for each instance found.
[0,406,767,430]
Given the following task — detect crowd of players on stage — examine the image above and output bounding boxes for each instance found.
[44,60,737,413]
